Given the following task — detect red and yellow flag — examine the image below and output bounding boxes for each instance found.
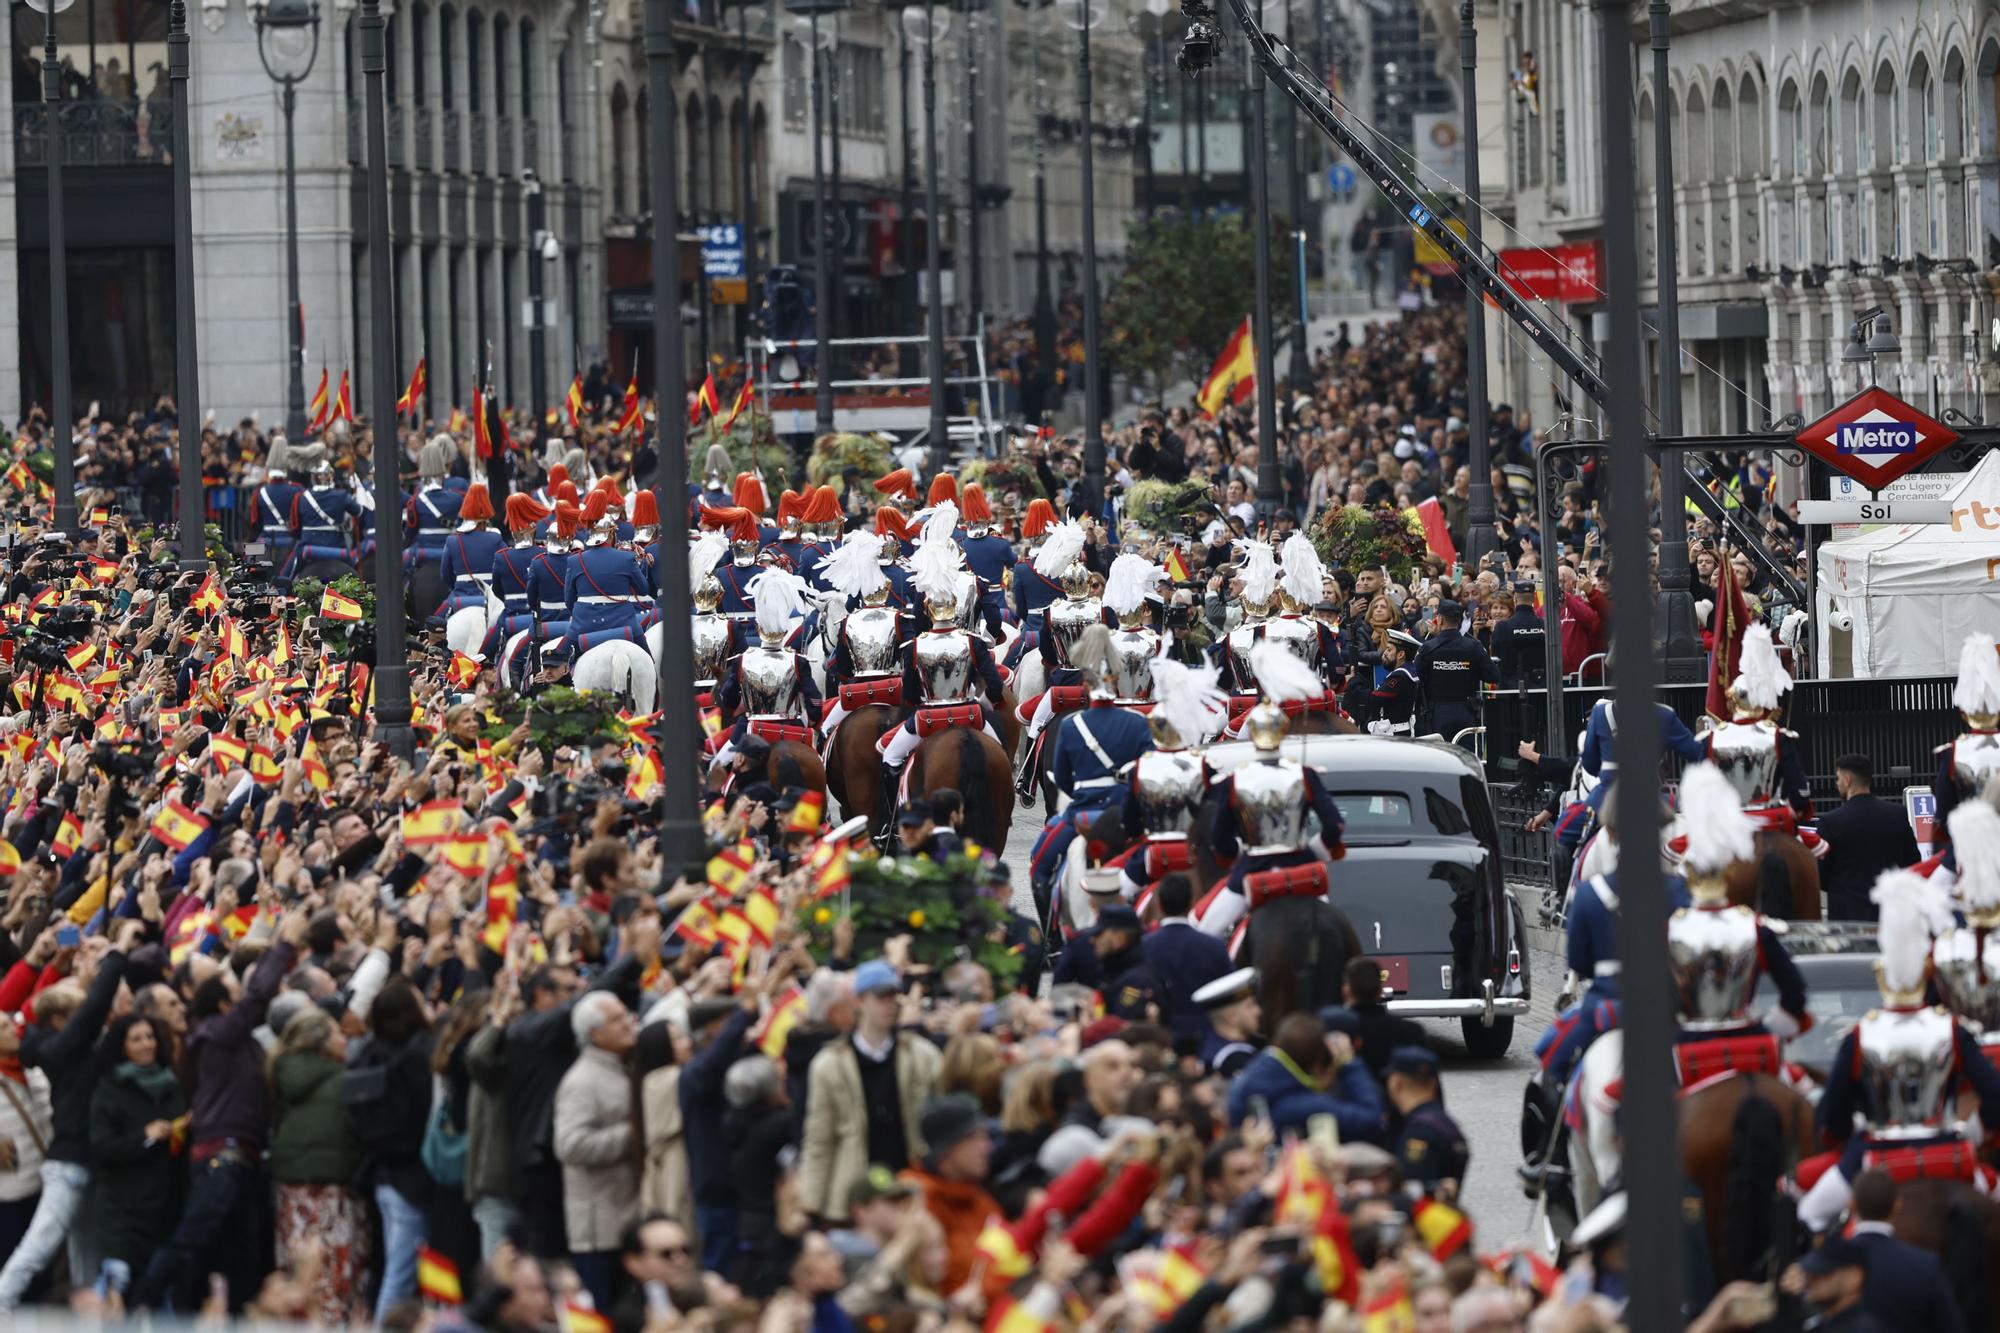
[784,789,825,835]
[444,831,492,877]
[565,372,585,429]
[334,369,354,423]
[752,982,806,1059]
[722,375,756,431]
[149,800,211,853]
[741,885,780,947]
[706,841,757,897]
[1359,1279,1416,1333]
[1196,315,1256,416]
[190,573,226,617]
[416,1244,463,1306]
[402,798,463,848]
[248,745,284,786]
[1410,1195,1472,1260]
[306,367,331,434]
[1163,546,1192,584]
[0,840,21,876]
[689,372,722,426]
[807,836,850,902]
[447,651,482,689]
[398,355,428,418]
[616,376,643,435]
[562,1303,610,1333]
[670,898,719,949]
[51,813,82,860]
[319,587,364,622]
[625,749,663,801]
[208,733,248,774]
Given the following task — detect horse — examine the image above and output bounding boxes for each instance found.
[409,559,449,623]
[570,622,667,714]
[754,738,827,799]
[907,726,1013,850]
[1892,1179,2000,1332]
[1721,828,1820,920]
[825,704,894,833]
[444,584,507,660]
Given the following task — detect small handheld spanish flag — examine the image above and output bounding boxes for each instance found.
[447,651,482,689]
[51,813,82,861]
[706,841,756,896]
[416,1244,463,1306]
[784,789,825,835]
[565,372,585,429]
[0,841,21,877]
[190,573,226,617]
[807,836,850,902]
[320,587,364,622]
[752,982,806,1059]
[1163,546,1192,584]
[149,800,211,853]
[1410,1194,1473,1259]
[401,797,463,849]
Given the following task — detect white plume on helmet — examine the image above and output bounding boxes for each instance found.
[1872,869,1954,997]
[1249,640,1323,704]
[1677,761,1757,876]
[1104,553,1164,618]
[909,530,965,603]
[918,501,960,548]
[1149,651,1230,745]
[1034,521,1087,579]
[687,532,729,596]
[1238,541,1279,607]
[1729,624,1792,712]
[821,530,888,600]
[749,568,810,639]
[1955,634,2000,716]
[1950,798,2000,915]
[1279,533,1327,606]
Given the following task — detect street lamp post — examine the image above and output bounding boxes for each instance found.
[962,0,983,334]
[644,0,704,865]
[253,0,321,448]
[1649,0,1700,679]
[1028,6,1056,419]
[29,0,77,537]
[359,0,413,756]
[1279,0,1308,389]
[1246,38,1279,515]
[1060,0,1108,507]
[794,4,841,435]
[1459,0,1494,568]
[736,0,761,349]
[898,24,918,336]
[902,0,952,476]
[167,0,203,565]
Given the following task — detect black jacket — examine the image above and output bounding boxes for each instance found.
[26,950,127,1164]
[681,1006,755,1208]
[503,954,642,1170]
[1849,1227,1965,1333]
[350,1030,436,1203]
[89,1060,187,1265]
[1817,794,1922,919]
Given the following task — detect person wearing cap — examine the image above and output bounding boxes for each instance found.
[403,434,465,573]
[283,451,360,580]
[1490,583,1546,688]
[439,483,504,618]
[825,1164,916,1278]
[1225,1012,1384,1144]
[1413,599,1497,748]
[251,437,305,568]
[893,800,958,864]
[1781,1237,1892,1332]
[1191,966,1261,1077]
[898,1093,999,1292]
[1358,628,1422,736]
[798,959,942,1226]
[1384,1044,1467,1199]
[1140,875,1233,1042]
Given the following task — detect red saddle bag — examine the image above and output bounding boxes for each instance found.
[916,704,986,737]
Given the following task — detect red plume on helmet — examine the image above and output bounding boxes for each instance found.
[733,472,769,516]
[630,490,661,529]
[1022,498,1057,538]
[553,502,582,540]
[504,493,550,531]
[926,473,958,508]
[777,489,804,526]
[804,485,841,527]
[547,463,570,489]
[458,483,495,523]
[874,506,912,542]
[874,468,916,502]
[595,474,625,506]
[701,504,761,545]
[960,483,993,524]
[581,489,612,526]
[554,480,581,506]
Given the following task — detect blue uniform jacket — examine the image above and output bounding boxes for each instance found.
[289,486,358,544]
[1225,1046,1387,1145]
[712,562,762,618]
[253,480,304,543]
[1580,700,1707,779]
[564,547,652,632]
[1012,560,1064,625]
[1051,703,1154,797]
[441,529,505,591]
[491,544,541,612]
[528,551,576,617]
[1567,870,1691,994]
[963,534,1018,594]
[1817,1018,2000,1146]
[898,632,1005,709]
[1141,921,1235,1040]
[406,485,464,556]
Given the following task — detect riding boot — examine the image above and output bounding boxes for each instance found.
[1015,737,1039,804]
[878,761,903,827]
[1517,1074,1562,1195]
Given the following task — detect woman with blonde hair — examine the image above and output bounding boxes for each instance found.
[990,1061,1059,1183]
[267,1006,368,1324]
[936,1033,1005,1118]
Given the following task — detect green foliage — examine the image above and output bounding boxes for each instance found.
[959,455,1044,506]
[795,850,1023,990]
[26,449,52,482]
[205,523,234,576]
[1311,504,1428,582]
[805,433,895,490]
[480,685,628,757]
[1123,478,1216,533]
[295,572,373,652]
[1103,214,1301,390]
[690,414,790,483]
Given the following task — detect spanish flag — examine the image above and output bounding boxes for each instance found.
[784,789,825,834]
[51,813,82,860]
[0,840,21,876]
[562,1302,611,1333]
[332,369,353,423]
[985,1298,1055,1333]
[447,651,482,689]
[741,885,780,947]
[444,832,491,877]
[416,1244,463,1306]
[706,841,756,896]
[402,798,463,849]
[616,375,643,435]
[722,374,756,431]
[301,741,331,792]
[86,555,119,586]
[973,1221,1031,1285]
[248,745,284,786]
[319,587,364,622]
[472,382,493,460]
[670,898,719,949]
[1410,1194,1472,1259]
[149,800,211,853]
[689,372,722,427]
[4,460,34,494]
[306,367,331,435]
[1163,546,1192,584]
[565,372,585,429]
[398,355,428,418]
[1196,315,1256,416]
[808,836,851,902]
[625,749,663,801]
[1359,1279,1416,1333]
[752,982,806,1059]
[208,733,248,774]
[190,572,226,617]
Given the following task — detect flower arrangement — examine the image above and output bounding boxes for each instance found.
[290,571,373,652]
[1311,504,1428,582]
[959,455,1044,508]
[805,432,895,490]
[794,848,1023,989]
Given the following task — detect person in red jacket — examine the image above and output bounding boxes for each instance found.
[1555,563,1602,672]
[977,1124,1163,1305]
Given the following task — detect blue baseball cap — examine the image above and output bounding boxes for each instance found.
[853,960,900,996]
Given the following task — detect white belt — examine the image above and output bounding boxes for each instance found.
[1594,961,1621,977]
[576,595,644,605]
[1073,777,1119,790]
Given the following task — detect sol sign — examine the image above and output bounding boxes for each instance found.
[1793,385,1960,490]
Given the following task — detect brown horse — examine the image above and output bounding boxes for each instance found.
[1678,1072,1818,1286]
[1893,1179,2000,1331]
[909,726,1014,850]
[1721,830,1821,920]
[764,740,826,799]
[825,705,894,832]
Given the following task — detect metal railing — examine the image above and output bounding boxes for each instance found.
[443,107,462,172]
[13,99,173,168]
[496,115,514,176]
[413,105,434,171]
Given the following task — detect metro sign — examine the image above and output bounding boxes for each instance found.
[1794,385,1960,491]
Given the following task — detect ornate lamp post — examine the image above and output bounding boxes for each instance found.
[1058,0,1109,505]
[27,0,77,536]
[253,0,321,446]
[790,1,843,436]
[901,0,952,475]
[167,0,203,565]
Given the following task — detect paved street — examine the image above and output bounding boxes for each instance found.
[992,803,1561,1245]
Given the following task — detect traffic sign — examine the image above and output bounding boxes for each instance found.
[1795,499,1952,524]
[1327,163,1356,194]
[1794,385,1960,490]
[697,223,745,278]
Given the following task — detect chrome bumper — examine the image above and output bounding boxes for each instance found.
[1386,981,1528,1026]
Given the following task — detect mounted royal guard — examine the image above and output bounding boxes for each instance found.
[876,538,1007,791]
[769,490,812,572]
[959,483,1016,639]
[1930,793,2000,1037]
[699,505,765,636]
[1018,522,1106,748]
[1269,534,1346,685]
[1005,498,1064,667]
[697,443,735,510]
[818,531,907,738]
[563,504,653,656]
[485,493,551,658]
[1704,623,1813,826]
[1934,633,2000,838]
[1028,625,1155,914]
[284,450,360,579]
[712,569,821,773]
[438,483,504,618]
[1797,869,2000,1233]
[1117,653,1229,908]
[405,435,464,572]
[1214,541,1279,697]
[1102,553,1165,706]
[527,502,580,646]
[872,506,918,612]
[732,472,777,545]
[253,438,306,568]
[687,531,735,694]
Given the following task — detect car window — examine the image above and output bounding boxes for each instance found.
[1332,792,1415,832]
[1428,786,1472,837]
[1754,975,1877,1069]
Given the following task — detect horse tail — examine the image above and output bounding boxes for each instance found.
[956,729,997,847]
[1940,1192,1990,1333]
[1719,1087,1789,1284]
[773,744,806,792]
[1756,848,1792,919]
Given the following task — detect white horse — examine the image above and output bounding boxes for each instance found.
[571,620,667,714]
[444,583,507,660]
[1570,1029,1625,1221]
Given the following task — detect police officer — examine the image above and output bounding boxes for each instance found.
[1051,903,1146,994]
[1415,601,1498,748]
[1141,871,1234,1041]
[1385,1045,1469,1199]
[1490,585,1546,687]
[894,800,960,864]
[1191,968,1262,1078]
[980,861,1046,997]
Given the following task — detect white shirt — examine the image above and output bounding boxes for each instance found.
[852,1028,896,1064]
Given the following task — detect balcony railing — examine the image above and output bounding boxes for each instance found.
[443,107,462,172]
[14,99,173,168]
[469,112,488,175]
[496,115,514,176]
[414,106,434,171]
[386,104,407,168]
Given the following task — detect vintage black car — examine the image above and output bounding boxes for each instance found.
[1202,734,1531,1056]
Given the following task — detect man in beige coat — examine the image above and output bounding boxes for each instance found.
[554,991,641,1312]
[799,961,941,1222]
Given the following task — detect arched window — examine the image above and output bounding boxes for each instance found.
[1637,92,1656,191]
[467,10,484,110]
[1686,85,1709,180]
[440,6,456,108]
[686,94,706,215]
[707,94,726,218]
[1737,74,1761,180]
[1909,53,1935,161]
[1711,79,1734,179]
[1942,48,1967,159]
[1840,68,1864,172]
[520,20,535,118]
[413,2,429,103]
[1779,79,1801,178]
[1809,71,1831,173]
[610,82,629,215]
[1871,60,1896,169]
[636,87,650,215]
[493,15,509,114]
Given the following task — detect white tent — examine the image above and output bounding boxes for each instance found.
[1817,451,2000,677]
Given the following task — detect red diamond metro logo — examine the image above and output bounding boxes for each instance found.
[1794,385,1959,491]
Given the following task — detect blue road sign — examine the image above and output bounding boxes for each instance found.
[698,224,745,278]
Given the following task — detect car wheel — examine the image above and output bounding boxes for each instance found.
[1461,1015,1514,1059]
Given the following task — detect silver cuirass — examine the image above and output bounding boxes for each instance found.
[691,613,731,686]
[1954,732,2000,793]
[1264,615,1321,674]
[1707,720,1782,807]
[1226,621,1264,690]
[843,606,901,676]
[739,646,803,717]
[1855,1007,1958,1139]
[1932,926,2000,1033]
[1667,906,1763,1031]
[1131,749,1205,835]
[1107,627,1160,703]
[953,572,983,636]
[1233,758,1312,854]
[1046,597,1103,668]
[914,630,976,704]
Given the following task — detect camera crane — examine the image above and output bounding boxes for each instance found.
[1175,0,1805,605]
